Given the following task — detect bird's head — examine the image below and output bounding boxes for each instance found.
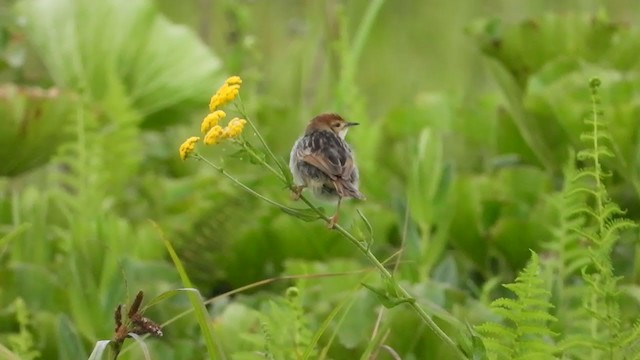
[305,113,359,139]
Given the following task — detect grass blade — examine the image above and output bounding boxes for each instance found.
[302,296,351,360]
[127,333,151,360]
[141,288,202,311]
[154,222,221,360]
[88,340,110,360]
[57,315,88,359]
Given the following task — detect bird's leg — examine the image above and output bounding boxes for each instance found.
[291,185,306,200]
[328,197,342,229]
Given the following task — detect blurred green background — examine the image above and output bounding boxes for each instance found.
[1,0,640,359]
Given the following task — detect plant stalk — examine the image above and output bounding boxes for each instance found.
[192,154,465,359]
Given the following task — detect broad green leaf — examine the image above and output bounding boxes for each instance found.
[407,129,443,226]
[17,0,222,125]
[487,59,556,170]
[0,85,76,176]
[56,315,88,360]
[448,176,488,267]
[526,61,640,181]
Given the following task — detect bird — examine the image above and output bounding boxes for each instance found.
[289,113,365,228]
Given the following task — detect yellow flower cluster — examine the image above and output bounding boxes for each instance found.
[203,118,247,145]
[204,125,225,145]
[201,110,226,134]
[209,76,242,112]
[179,76,247,160]
[179,136,200,160]
[225,118,247,138]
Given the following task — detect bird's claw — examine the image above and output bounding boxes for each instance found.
[290,185,305,201]
[327,214,339,229]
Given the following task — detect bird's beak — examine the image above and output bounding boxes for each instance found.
[346,122,360,127]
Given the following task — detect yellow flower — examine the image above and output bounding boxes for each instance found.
[225,76,242,86]
[200,110,226,134]
[179,136,200,160]
[208,76,243,112]
[204,125,225,145]
[224,118,247,138]
[208,94,220,112]
[224,84,240,102]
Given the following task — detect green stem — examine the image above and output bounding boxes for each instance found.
[329,223,462,357]
[349,0,385,74]
[193,155,465,359]
[235,100,286,181]
[239,140,286,182]
[194,154,289,212]
[111,342,122,360]
[197,95,465,358]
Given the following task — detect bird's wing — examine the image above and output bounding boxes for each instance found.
[301,153,342,180]
[297,134,364,199]
[296,133,346,179]
[340,157,355,180]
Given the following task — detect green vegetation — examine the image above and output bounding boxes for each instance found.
[1,0,640,359]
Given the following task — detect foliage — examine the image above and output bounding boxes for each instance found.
[477,78,640,359]
[476,252,557,359]
[1,1,640,359]
[0,85,76,176]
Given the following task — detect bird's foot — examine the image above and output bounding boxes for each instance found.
[327,214,339,229]
[290,185,306,200]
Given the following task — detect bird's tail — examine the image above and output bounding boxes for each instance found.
[334,180,366,200]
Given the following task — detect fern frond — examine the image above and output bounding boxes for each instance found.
[619,319,640,359]
[50,104,139,258]
[566,78,640,358]
[543,78,640,358]
[601,218,636,241]
[477,252,558,359]
[259,320,276,360]
[577,146,615,161]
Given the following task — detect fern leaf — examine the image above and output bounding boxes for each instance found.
[477,252,558,359]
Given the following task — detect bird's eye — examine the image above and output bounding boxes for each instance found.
[332,122,341,128]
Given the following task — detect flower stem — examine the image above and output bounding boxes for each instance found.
[194,154,289,212]
[329,223,463,357]
[197,101,466,358]
[239,140,286,183]
[235,100,287,182]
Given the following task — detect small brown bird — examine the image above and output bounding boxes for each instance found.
[289,113,365,228]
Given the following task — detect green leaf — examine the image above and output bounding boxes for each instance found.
[155,222,221,360]
[487,59,556,170]
[353,209,374,249]
[279,156,294,185]
[407,128,444,225]
[361,282,415,309]
[279,207,322,222]
[0,223,31,250]
[17,0,222,125]
[302,296,350,359]
[56,315,88,360]
[356,209,373,238]
[0,344,20,360]
[0,85,77,176]
[141,287,202,311]
[228,147,264,165]
[88,340,111,360]
[448,176,488,267]
[127,333,151,360]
